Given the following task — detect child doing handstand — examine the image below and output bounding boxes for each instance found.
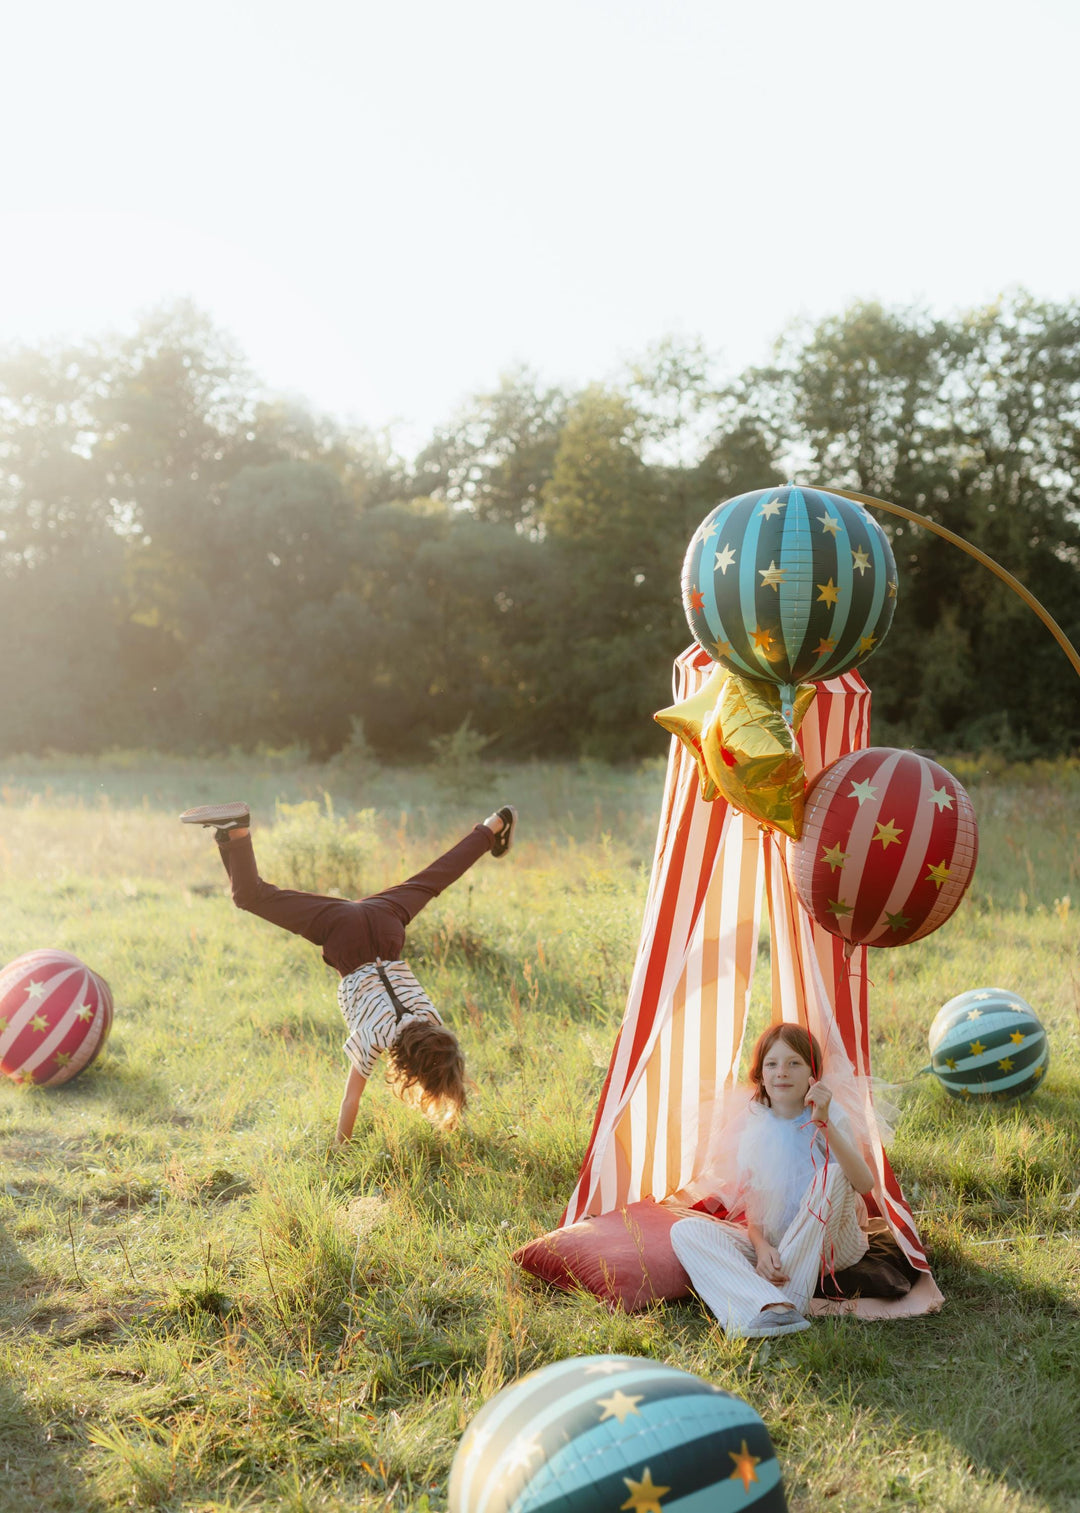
[671,1023,875,1338]
[179,801,516,1142]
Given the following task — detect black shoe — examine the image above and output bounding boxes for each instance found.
[490,805,517,857]
[179,803,250,833]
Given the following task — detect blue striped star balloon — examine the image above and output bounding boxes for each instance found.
[682,486,897,695]
[928,989,1049,1101]
[448,1354,788,1512]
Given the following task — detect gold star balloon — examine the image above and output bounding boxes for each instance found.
[653,664,728,801]
[701,672,816,839]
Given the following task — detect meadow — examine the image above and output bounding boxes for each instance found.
[0,751,1078,1513]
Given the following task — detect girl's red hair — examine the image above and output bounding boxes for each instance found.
[748,1023,823,1106]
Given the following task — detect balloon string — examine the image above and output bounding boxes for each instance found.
[804,1118,838,1295]
[837,954,875,994]
[829,486,1080,683]
[835,949,875,998]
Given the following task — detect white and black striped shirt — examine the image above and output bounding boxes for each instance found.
[337,958,441,1079]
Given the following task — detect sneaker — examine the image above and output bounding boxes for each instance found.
[741,1306,810,1339]
[490,805,517,858]
[179,803,250,832]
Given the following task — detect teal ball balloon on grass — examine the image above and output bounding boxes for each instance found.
[929,988,1049,1101]
[448,1354,788,1512]
[682,485,897,697]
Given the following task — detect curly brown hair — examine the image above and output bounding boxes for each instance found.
[386,1019,467,1129]
[748,1023,823,1107]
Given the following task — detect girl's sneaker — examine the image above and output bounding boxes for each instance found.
[742,1307,810,1338]
[179,802,250,832]
[490,805,517,857]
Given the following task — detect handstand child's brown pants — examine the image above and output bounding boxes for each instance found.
[218,824,494,976]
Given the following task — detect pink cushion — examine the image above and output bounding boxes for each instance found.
[513,1199,691,1312]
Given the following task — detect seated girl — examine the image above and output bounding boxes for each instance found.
[671,1023,875,1338]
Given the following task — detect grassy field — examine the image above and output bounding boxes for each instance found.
[0,752,1078,1513]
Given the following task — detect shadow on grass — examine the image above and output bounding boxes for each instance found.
[771,1244,1080,1507]
[43,1056,186,1125]
[0,1217,37,1290]
[0,1224,105,1511]
[0,1375,105,1512]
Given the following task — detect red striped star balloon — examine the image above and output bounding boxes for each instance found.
[0,950,113,1086]
[788,749,978,951]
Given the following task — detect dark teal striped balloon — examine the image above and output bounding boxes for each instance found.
[448,1354,787,1512]
[682,486,897,694]
[928,988,1049,1101]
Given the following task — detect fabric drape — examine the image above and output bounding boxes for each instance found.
[560,644,939,1308]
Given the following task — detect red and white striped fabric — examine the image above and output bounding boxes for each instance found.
[0,949,113,1086]
[560,644,936,1293]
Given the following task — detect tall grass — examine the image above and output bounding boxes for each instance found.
[0,755,1078,1512]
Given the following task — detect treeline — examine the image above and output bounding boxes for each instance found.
[1,296,1079,761]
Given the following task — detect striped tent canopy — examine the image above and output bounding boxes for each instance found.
[561,645,940,1311]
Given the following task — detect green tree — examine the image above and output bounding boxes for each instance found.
[731,296,1080,751]
[412,369,567,530]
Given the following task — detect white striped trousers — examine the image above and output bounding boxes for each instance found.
[671,1165,868,1336]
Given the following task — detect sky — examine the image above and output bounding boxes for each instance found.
[2,0,1079,451]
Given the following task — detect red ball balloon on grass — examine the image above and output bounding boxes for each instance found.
[788,748,978,952]
[0,950,113,1086]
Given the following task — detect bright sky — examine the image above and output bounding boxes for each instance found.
[2,0,1078,449]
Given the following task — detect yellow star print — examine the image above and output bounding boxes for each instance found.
[714,638,733,658]
[621,1468,671,1513]
[728,1439,761,1492]
[821,842,847,872]
[816,578,840,606]
[30,1014,49,1033]
[887,578,898,598]
[827,897,854,917]
[1010,1032,1025,1046]
[926,859,952,889]
[970,1040,986,1056]
[851,545,871,574]
[758,560,787,590]
[858,633,877,653]
[998,1057,1014,1071]
[813,637,836,657]
[54,1051,72,1067]
[751,626,774,651]
[597,1389,644,1424]
[818,511,841,535]
[1033,1065,1045,1079]
[873,818,903,850]
[945,1058,957,1070]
